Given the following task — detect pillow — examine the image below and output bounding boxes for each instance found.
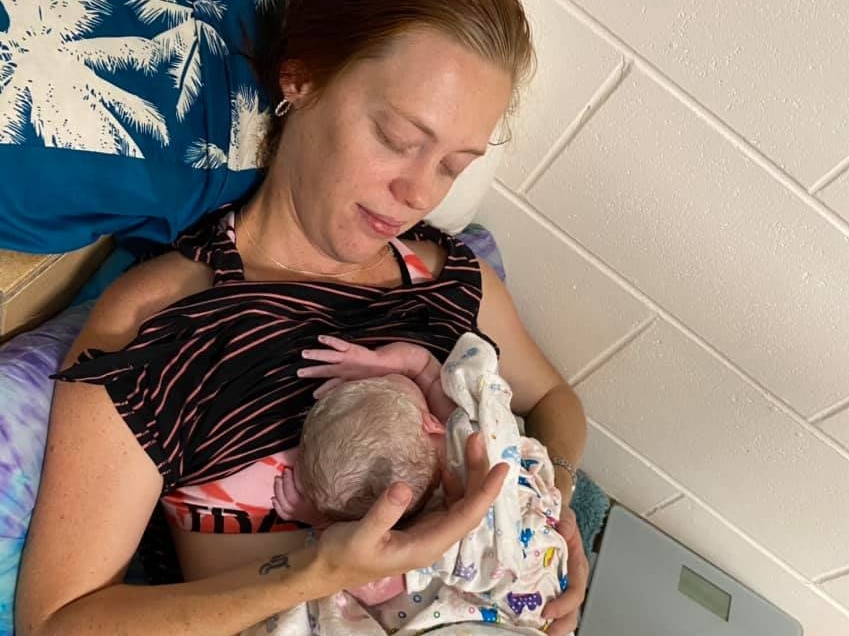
[0,0,504,253]
[0,0,268,253]
[425,143,505,235]
[0,302,91,635]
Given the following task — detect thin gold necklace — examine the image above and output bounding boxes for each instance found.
[239,212,392,279]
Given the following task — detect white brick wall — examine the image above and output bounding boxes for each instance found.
[474,1,849,633]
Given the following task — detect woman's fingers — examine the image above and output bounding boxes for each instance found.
[367,459,506,572]
[545,611,579,636]
[441,431,486,505]
[560,508,589,599]
[441,432,487,505]
[542,590,581,634]
[410,461,508,553]
[356,482,413,541]
[462,432,491,493]
[541,506,589,633]
[318,462,507,591]
[455,460,508,522]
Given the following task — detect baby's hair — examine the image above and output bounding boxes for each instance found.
[297,377,439,521]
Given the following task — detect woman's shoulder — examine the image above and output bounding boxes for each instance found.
[68,251,213,359]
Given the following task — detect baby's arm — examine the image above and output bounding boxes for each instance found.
[300,336,456,421]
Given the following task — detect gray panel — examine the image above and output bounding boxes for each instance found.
[579,506,803,636]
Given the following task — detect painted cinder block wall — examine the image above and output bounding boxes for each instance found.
[474,1,849,633]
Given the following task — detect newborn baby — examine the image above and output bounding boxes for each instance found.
[272,333,570,635]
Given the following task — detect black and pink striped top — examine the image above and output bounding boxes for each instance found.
[57,205,494,500]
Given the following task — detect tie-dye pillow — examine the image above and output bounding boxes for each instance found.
[0,303,90,636]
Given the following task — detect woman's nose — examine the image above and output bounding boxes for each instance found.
[390,166,440,212]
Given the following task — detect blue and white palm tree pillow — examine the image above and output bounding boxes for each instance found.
[0,0,274,253]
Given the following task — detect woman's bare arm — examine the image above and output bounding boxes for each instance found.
[17,254,507,636]
[476,259,588,636]
[476,260,587,484]
[16,254,321,635]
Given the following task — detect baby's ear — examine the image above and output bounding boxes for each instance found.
[422,411,446,435]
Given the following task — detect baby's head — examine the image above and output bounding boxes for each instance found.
[297,375,445,521]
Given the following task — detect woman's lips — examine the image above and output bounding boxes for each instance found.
[358,205,403,238]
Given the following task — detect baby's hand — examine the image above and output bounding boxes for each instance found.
[298,336,409,397]
[272,469,331,529]
[347,575,407,605]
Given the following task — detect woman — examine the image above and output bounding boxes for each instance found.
[16,1,588,635]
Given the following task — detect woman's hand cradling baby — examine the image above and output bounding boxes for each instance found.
[313,433,507,591]
[542,506,590,634]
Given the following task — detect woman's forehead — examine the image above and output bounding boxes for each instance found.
[345,30,512,143]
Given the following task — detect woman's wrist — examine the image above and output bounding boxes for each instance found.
[309,536,382,595]
[289,544,355,598]
[252,544,347,604]
[524,384,586,504]
[550,456,578,498]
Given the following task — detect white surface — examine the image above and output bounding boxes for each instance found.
[651,498,849,636]
[573,0,849,187]
[528,70,849,417]
[581,420,681,516]
[475,186,651,378]
[495,0,621,190]
[819,171,849,226]
[575,320,849,579]
[823,574,849,613]
[819,407,849,453]
[484,1,849,629]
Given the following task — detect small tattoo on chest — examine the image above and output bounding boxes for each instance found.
[259,554,291,575]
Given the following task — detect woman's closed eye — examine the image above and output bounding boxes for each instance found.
[375,123,413,154]
[439,161,461,180]
[375,122,464,180]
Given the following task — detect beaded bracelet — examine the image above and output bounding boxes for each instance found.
[550,456,578,495]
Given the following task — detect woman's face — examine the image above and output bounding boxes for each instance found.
[278,28,513,264]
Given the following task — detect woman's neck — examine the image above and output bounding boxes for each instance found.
[238,175,395,283]
[240,174,313,266]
